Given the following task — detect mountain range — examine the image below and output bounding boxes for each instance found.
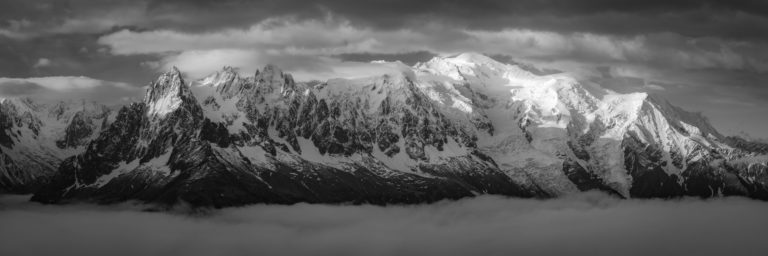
[1,53,766,208]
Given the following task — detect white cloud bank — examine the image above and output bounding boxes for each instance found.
[1,193,767,256]
[0,76,131,91]
[0,76,143,103]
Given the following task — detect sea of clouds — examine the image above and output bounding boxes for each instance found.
[1,192,767,256]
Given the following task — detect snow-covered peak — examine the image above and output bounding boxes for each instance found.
[178,59,732,195]
[412,52,734,196]
[315,72,413,108]
[45,99,110,121]
[252,64,296,95]
[198,66,240,88]
[417,53,544,90]
[0,97,43,114]
[17,55,766,203]
[259,64,281,75]
[144,67,194,117]
[450,52,502,66]
[256,64,287,83]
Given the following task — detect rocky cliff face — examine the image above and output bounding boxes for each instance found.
[8,53,768,207]
[0,98,113,193]
[32,64,534,207]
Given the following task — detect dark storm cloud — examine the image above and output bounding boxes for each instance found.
[2,193,768,256]
[8,0,762,78]
[3,0,768,68]
[4,0,766,39]
[136,0,768,40]
[0,0,146,38]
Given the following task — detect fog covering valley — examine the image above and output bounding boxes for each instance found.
[3,1,768,255]
[2,193,767,256]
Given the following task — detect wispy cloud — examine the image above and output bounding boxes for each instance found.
[94,15,768,84]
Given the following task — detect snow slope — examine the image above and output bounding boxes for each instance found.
[0,98,113,192]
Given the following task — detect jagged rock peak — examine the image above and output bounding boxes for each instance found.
[0,97,37,108]
[144,67,195,117]
[199,66,241,88]
[222,66,238,73]
[18,52,768,206]
[0,97,47,117]
[145,67,184,101]
[47,99,110,121]
[256,64,296,93]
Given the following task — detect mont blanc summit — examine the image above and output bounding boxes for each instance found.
[1,53,765,207]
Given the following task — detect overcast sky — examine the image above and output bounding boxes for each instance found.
[0,0,767,137]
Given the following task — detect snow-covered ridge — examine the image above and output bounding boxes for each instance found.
[1,98,114,192]
[414,53,741,196]
[12,53,768,203]
[175,53,744,197]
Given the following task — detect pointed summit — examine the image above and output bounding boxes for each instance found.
[221,66,238,74]
[199,66,241,88]
[435,52,511,72]
[416,52,538,86]
[255,64,296,94]
[146,67,184,96]
[0,97,41,112]
[451,52,498,64]
[144,67,195,117]
[256,64,286,82]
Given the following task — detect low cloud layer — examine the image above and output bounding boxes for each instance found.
[1,193,767,256]
[0,76,143,103]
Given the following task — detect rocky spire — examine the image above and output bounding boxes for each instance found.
[201,66,240,88]
[255,64,296,95]
[144,67,195,117]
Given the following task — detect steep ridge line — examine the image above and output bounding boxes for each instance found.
[0,52,764,207]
